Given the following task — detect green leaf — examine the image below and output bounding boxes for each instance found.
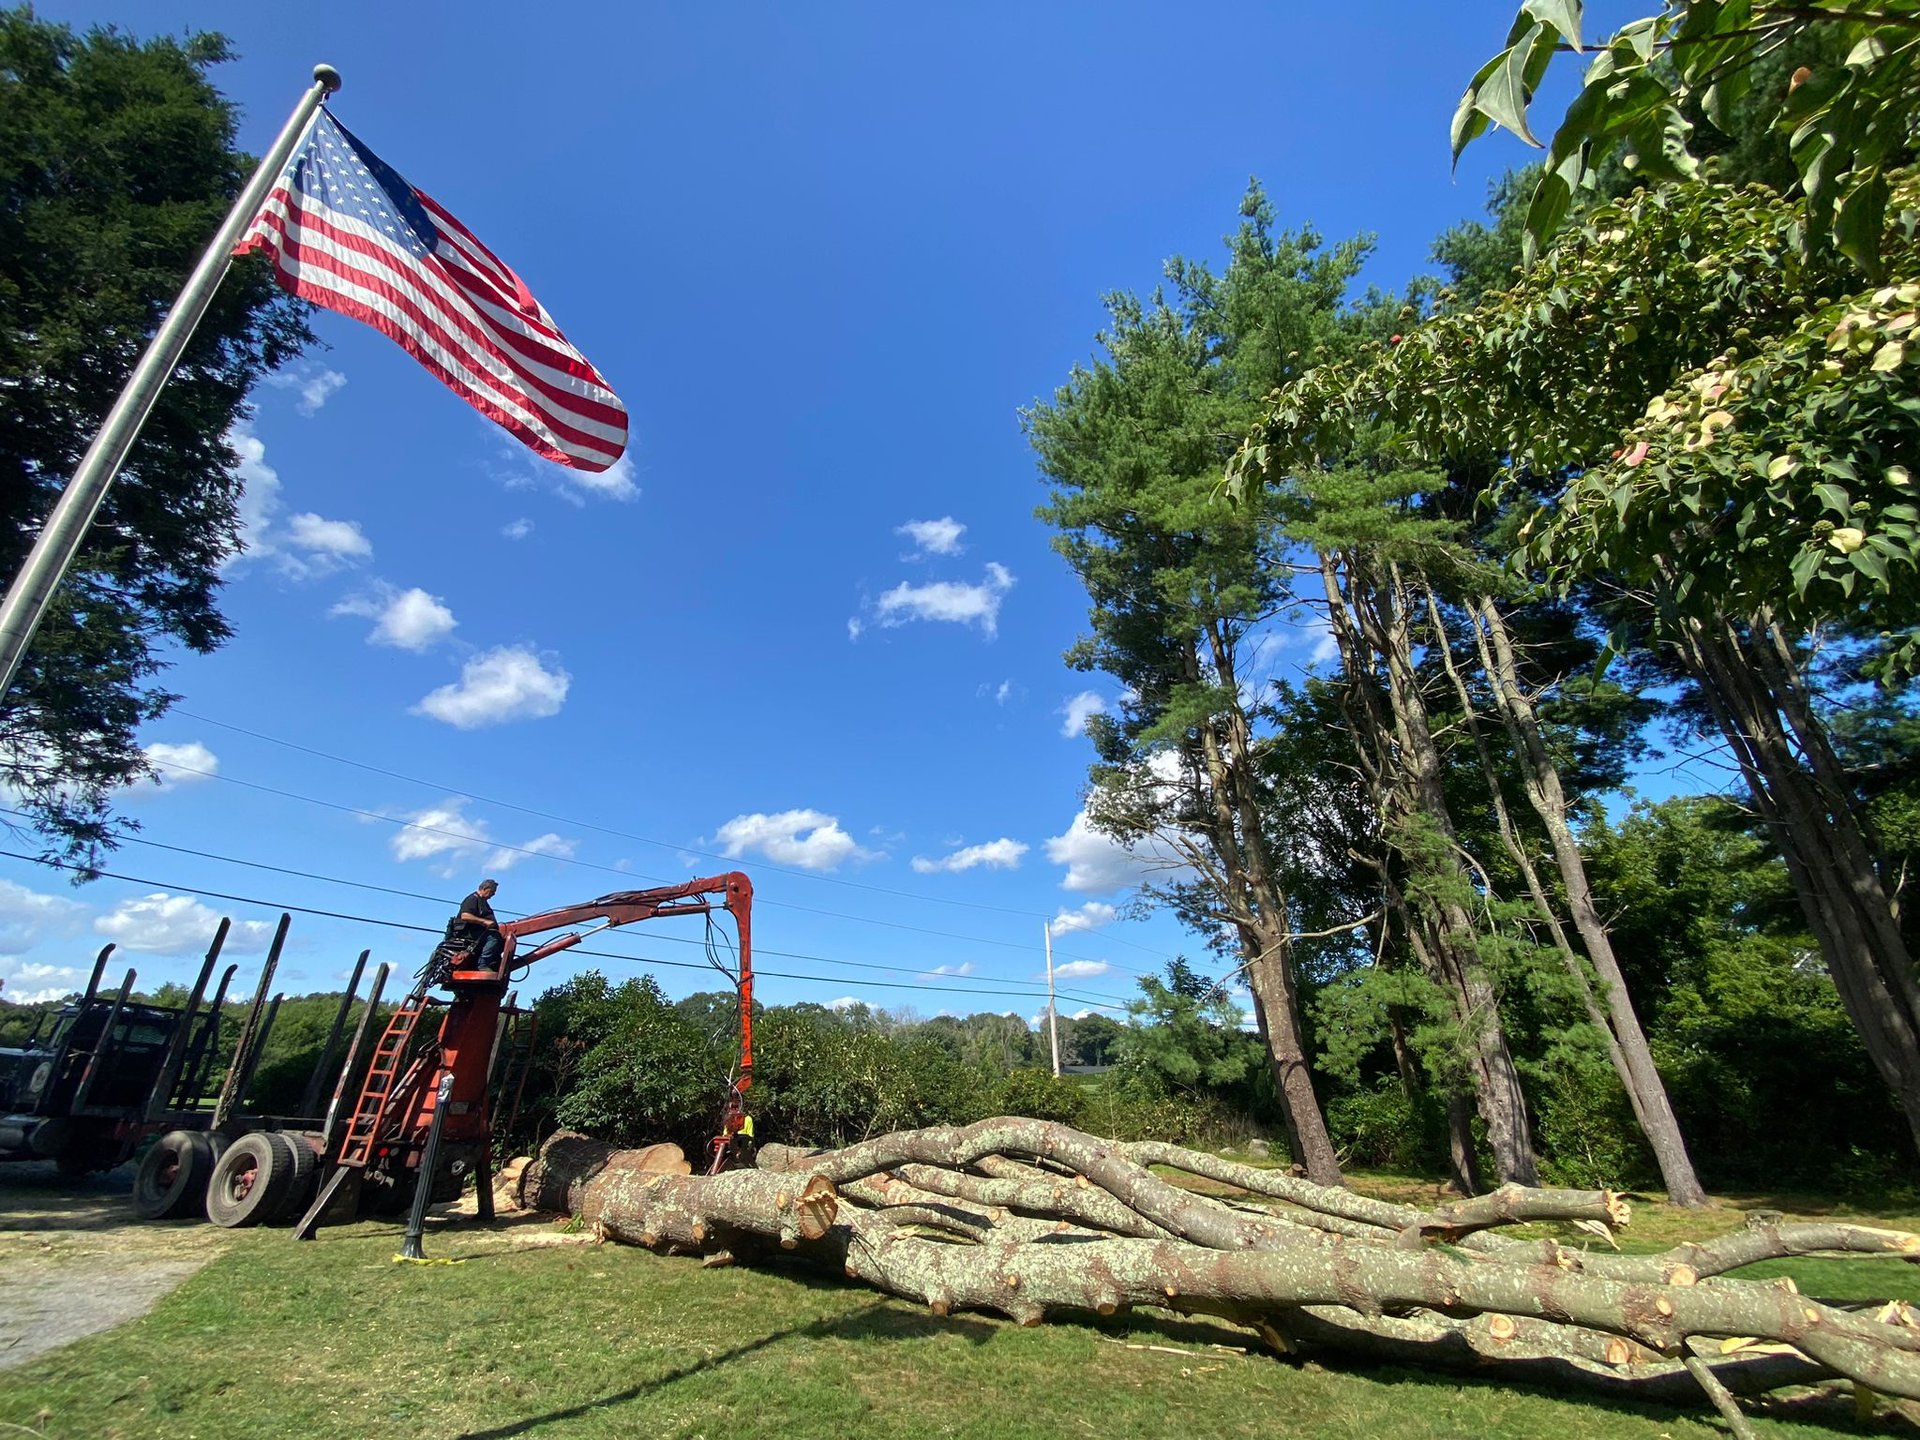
[1475,20,1549,149]
[1526,0,1582,49]
[1836,172,1890,278]
[1594,622,1626,681]
[1846,34,1887,68]
[1611,16,1661,64]
[1853,545,1890,586]
[1450,81,1495,164]
[1816,482,1852,516]
[1702,62,1750,133]
[1791,544,1823,597]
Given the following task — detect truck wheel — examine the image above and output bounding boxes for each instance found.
[205,1133,294,1227]
[133,1131,216,1220]
[272,1133,318,1222]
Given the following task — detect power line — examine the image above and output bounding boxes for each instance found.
[7,819,1137,1006]
[0,848,1128,1013]
[131,753,1175,981]
[172,706,1183,966]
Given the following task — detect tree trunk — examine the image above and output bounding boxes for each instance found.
[1184,632,1344,1187]
[519,1120,1920,1417]
[1327,555,1537,1185]
[1671,606,1920,1157]
[1468,597,1708,1207]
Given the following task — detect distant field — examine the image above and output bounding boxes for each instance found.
[2,1161,1917,1440]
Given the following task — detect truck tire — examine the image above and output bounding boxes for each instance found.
[272,1133,318,1221]
[133,1131,216,1220]
[205,1132,294,1227]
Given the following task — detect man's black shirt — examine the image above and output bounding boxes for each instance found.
[459,891,495,937]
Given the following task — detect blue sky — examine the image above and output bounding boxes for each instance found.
[1,2,1665,1017]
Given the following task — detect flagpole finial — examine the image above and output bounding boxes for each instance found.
[313,64,342,94]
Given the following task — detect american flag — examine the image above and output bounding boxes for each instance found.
[234,110,627,472]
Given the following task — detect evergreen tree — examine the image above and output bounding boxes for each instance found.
[0,13,310,863]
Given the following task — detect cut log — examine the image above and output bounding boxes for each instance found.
[518,1121,1920,1415]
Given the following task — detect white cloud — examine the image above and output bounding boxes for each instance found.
[1,960,87,1004]
[712,809,879,871]
[413,645,570,728]
[389,801,493,867]
[1309,620,1340,666]
[1053,959,1111,980]
[1049,901,1118,936]
[1045,808,1188,895]
[1059,690,1107,738]
[847,618,864,642]
[492,432,638,505]
[911,838,1028,875]
[0,879,88,959]
[387,799,575,877]
[266,365,347,415]
[568,454,639,501]
[921,962,975,977]
[872,562,1014,637]
[502,518,534,541]
[94,894,275,955]
[827,996,865,1012]
[897,517,966,556]
[986,679,1014,705]
[231,424,281,562]
[496,833,576,869]
[333,584,458,651]
[227,424,371,580]
[1045,753,1195,895]
[142,741,219,791]
[284,513,372,560]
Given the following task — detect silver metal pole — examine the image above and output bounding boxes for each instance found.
[1044,921,1061,1078]
[0,64,342,701]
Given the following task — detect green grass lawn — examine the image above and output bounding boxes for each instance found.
[4,1195,1920,1440]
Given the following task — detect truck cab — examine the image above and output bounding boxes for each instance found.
[0,999,183,1168]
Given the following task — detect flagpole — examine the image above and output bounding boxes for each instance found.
[0,63,342,702]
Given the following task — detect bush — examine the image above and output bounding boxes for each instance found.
[996,1068,1087,1126]
[1526,1054,1651,1190]
[525,974,732,1155]
[1325,1078,1447,1173]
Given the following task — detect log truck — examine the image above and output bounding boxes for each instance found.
[289,871,756,1239]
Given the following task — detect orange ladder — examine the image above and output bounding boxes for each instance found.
[336,986,436,1168]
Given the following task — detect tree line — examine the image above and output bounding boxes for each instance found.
[1031,2,1920,1201]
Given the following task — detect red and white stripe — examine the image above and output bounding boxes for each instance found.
[235,147,627,472]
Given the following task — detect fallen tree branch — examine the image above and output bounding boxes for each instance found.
[1394,1183,1632,1249]
[517,1121,1920,1415]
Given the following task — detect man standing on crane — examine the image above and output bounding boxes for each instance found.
[456,879,503,971]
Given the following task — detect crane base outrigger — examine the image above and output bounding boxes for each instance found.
[293,871,755,1241]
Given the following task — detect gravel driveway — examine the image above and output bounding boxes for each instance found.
[0,1161,231,1372]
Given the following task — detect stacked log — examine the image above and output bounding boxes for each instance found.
[517,1118,1920,1431]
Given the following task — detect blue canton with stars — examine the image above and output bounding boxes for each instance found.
[289,110,441,258]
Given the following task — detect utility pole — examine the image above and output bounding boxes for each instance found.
[1044,921,1061,1078]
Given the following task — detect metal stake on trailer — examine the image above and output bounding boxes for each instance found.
[70,969,136,1114]
[181,964,239,1109]
[213,914,288,1131]
[147,924,226,1122]
[298,950,369,1120]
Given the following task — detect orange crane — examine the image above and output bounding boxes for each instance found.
[293,872,755,1240]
